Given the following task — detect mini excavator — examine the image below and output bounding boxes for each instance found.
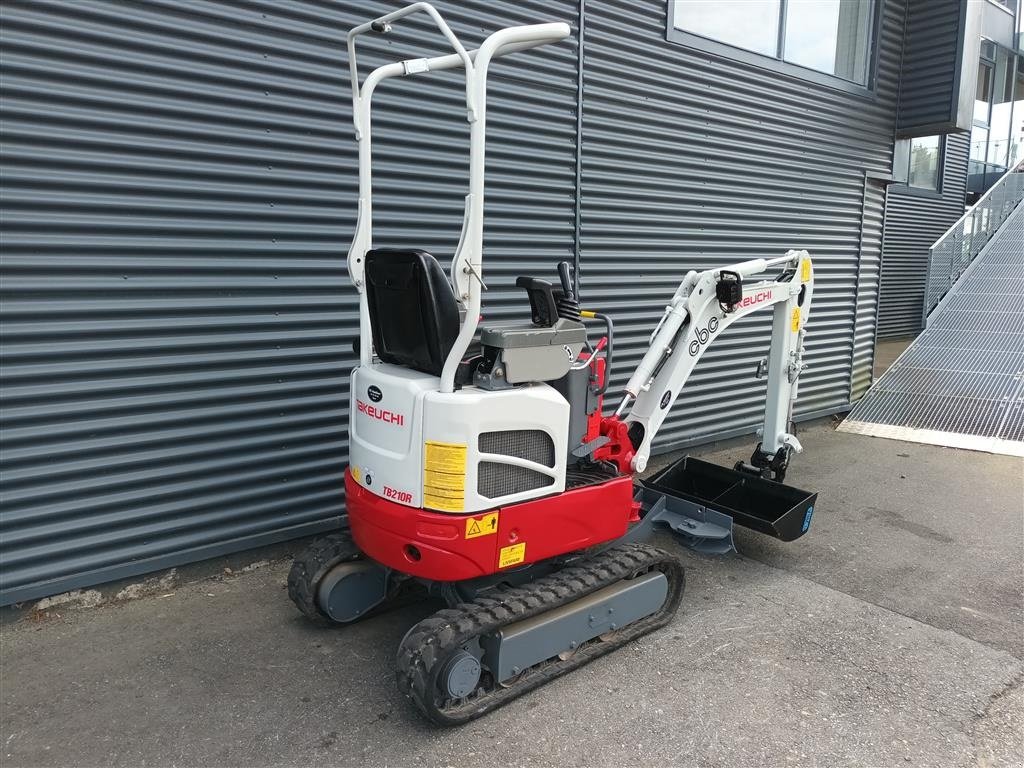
[288,3,819,725]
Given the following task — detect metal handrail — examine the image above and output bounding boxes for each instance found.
[922,160,1024,325]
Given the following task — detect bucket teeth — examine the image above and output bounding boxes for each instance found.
[396,543,685,725]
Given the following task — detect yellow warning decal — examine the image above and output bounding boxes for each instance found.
[351,465,362,483]
[791,307,801,332]
[465,512,499,539]
[498,542,526,569]
[425,441,467,473]
[423,441,467,512]
[423,493,463,512]
[801,258,812,282]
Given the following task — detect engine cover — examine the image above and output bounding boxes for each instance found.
[348,363,570,513]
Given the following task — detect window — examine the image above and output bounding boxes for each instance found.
[894,135,942,191]
[974,61,993,124]
[668,0,876,89]
[1010,54,1024,167]
[677,0,781,56]
[907,136,941,190]
[986,49,1016,167]
[969,43,1020,194]
[783,0,873,83]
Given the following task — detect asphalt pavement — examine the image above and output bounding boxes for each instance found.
[2,424,1022,767]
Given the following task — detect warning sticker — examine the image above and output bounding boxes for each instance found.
[423,441,467,512]
[425,441,467,473]
[423,493,463,512]
[790,307,801,332]
[465,512,499,539]
[801,258,812,282]
[498,542,526,569]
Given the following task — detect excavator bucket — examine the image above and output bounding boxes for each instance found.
[643,456,817,542]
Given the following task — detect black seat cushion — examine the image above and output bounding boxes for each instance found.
[364,248,460,376]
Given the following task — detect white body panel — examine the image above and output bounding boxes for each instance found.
[422,384,569,513]
[349,363,569,514]
[349,364,438,508]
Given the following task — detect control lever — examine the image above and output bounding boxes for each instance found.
[516,276,559,328]
[557,261,575,300]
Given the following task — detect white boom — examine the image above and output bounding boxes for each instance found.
[617,250,814,473]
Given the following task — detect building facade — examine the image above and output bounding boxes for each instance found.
[878,0,1023,338]
[1,0,1014,604]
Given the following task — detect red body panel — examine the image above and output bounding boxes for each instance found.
[346,469,634,581]
[592,416,636,474]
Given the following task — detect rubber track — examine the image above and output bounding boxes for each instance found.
[396,543,685,725]
[287,531,363,626]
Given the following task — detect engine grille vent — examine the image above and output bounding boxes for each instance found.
[478,430,555,467]
[477,462,554,499]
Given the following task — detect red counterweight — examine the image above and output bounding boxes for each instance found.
[345,469,635,581]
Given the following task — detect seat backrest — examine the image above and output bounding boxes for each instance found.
[364,248,460,376]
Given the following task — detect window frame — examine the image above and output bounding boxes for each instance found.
[666,0,882,98]
[894,134,945,196]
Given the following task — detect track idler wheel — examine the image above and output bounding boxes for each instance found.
[287,531,391,626]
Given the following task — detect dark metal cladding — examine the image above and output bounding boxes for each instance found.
[0,0,974,604]
[0,0,579,605]
[878,134,970,339]
[896,0,970,135]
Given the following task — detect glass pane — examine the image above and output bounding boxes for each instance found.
[783,0,873,84]
[967,159,988,194]
[674,0,781,57]
[908,136,939,190]
[1010,55,1024,167]
[970,126,989,163]
[986,48,1014,168]
[975,62,993,125]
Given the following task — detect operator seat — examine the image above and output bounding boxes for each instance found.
[364,248,460,377]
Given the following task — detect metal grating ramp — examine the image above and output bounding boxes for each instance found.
[840,205,1024,456]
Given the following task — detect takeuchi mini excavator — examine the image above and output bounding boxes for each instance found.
[288,3,820,725]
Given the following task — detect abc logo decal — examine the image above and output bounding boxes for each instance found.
[688,316,720,356]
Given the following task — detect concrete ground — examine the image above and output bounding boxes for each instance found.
[874,337,914,379]
[2,424,1022,767]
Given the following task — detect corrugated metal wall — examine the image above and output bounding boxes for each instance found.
[0,0,579,605]
[851,176,889,400]
[3,0,939,604]
[896,0,966,136]
[877,133,970,338]
[579,0,903,447]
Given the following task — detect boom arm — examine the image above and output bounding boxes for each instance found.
[616,250,814,474]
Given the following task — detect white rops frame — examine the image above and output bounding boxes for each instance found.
[344,2,570,394]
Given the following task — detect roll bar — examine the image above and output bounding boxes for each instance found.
[345,3,571,393]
